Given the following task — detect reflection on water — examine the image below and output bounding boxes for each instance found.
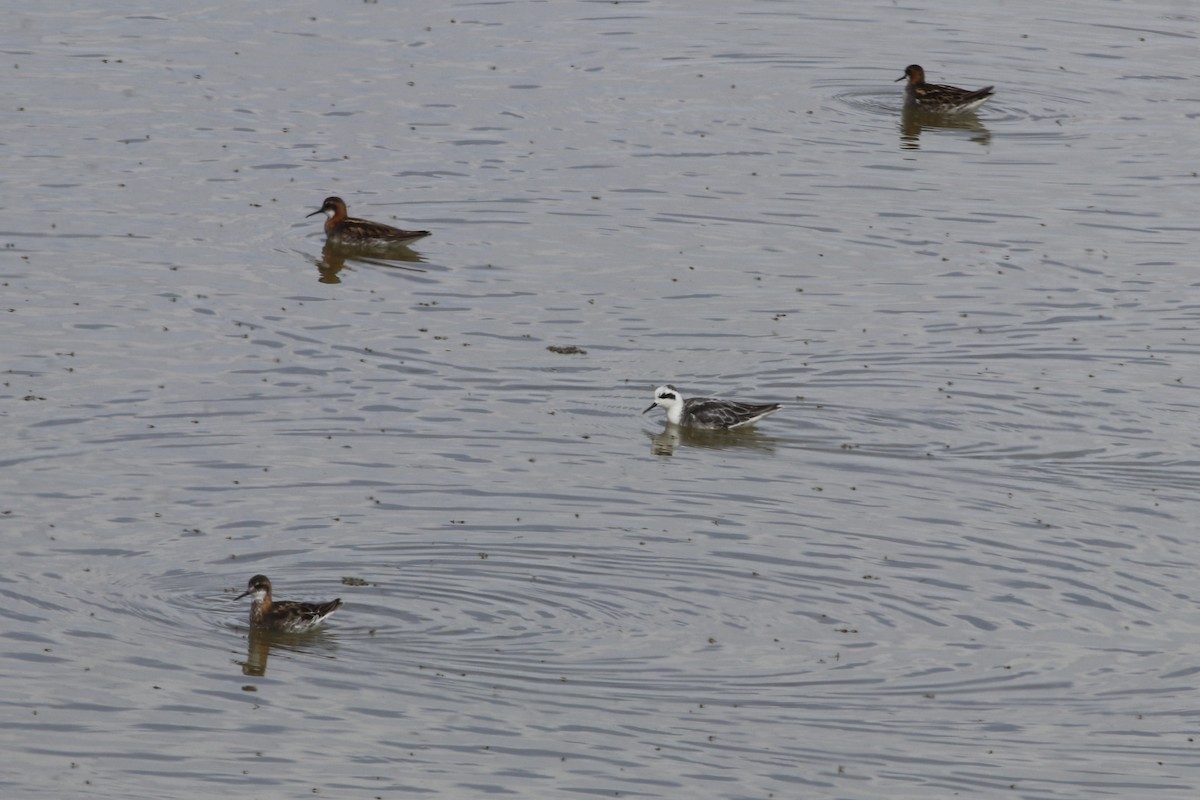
[9,0,1200,797]
[648,425,779,456]
[311,241,428,284]
[899,105,992,148]
[822,81,994,149]
[240,627,340,677]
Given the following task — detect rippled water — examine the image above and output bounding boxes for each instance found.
[5,0,1200,797]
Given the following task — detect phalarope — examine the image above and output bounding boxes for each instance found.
[896,65,993,113]
[307,196,431,247]
[235,574,342,633]
[643,384,782,429]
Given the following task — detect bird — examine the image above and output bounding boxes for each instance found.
[307,196,431,247]
[896,64,994,113]
[642,384,782,429]
[234,574,342,633]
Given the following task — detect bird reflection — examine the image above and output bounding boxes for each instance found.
[309,241,428,284]
[240,626,338,676]
[899,105,991,149]
[648,426,778,457]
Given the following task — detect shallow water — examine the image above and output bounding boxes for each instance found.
[4,0,1200,797]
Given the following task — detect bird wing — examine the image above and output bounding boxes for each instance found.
[688,399,779,428]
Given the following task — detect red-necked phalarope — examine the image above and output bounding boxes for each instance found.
[235,574,342,633]
[643,384,782,429]
[896,64,994,113]
[307,196,431,247]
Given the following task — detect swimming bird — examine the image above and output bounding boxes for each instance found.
[896,64,994,113]
[643,384,782,429]
[235,574,342,633]
[307,196,431,247]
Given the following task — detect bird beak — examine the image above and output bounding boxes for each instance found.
[642,403,657,414]
[306,208,325,218]
[234,588,252,601]
[894,74,906,82]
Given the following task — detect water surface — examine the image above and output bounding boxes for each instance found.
[4,1,1200,797]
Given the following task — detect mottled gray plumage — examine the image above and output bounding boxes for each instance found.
[643,384,781,429]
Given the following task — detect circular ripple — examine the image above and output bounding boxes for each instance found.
[825,80,1092,136]
[322,539,838,705]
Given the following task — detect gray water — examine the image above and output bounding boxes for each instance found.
[4,1,1200,797]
